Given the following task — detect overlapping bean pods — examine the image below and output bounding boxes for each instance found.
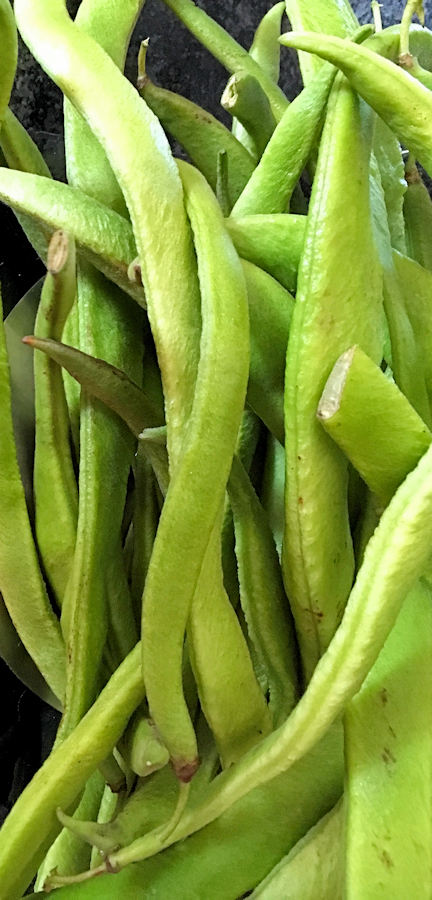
[1,0,432,896]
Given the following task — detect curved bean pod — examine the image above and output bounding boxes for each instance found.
[159,0,288,120]
[15,0,201,471]
[231,67,334,218]
[279,31,432,178]
[105,438,432,869]
[0,108,51,177]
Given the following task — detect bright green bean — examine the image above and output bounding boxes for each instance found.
[226,213,306,292]
[32,231,78,606]
[392,248,432,419]
[0,289,65,702]
[373,116,407,255]
[260,433,285,556]
[221,71,276,159]
[0,169,142,302]
[317,345,431,505]
[0,108,51,177]
[228,456,298,726]
[160,0,288,120]
[282,76,383,680]
[279,31,432,178]
[231,67,334,218]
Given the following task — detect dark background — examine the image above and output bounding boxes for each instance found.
[0,0,424,826]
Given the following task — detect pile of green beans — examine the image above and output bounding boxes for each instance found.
[2,0,432,895]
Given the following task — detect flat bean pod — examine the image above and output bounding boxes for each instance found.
[226,213,306,292]
[282,75,383,680]
[285,0,358,85]
[221,71,276,159]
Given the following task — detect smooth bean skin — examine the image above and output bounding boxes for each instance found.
[0,108,51,177]
[28,725,343,899]
[227,213,306,292]
[373,116,407,255]
[231,67,334,218]
[279,31,432,178]
[282,76,383,680]
[104,439,432,870]
[251,801,343,899]
[404,159,432,271]
[160,0,288,121]
[138,72,256,205]
[318,345,432,506]
[344,580,432,898]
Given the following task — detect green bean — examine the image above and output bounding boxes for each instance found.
[0,0,17,127]
[249,2,285,84]
[231,67,334,218]
[0,643,143,900]
[159,0,288,121]
[373,116,407,255]
[221,71,276,159]
[282,76,383,681]
[226,213,306,292]
[344,579,432,897]
[15,0,201,471]
[61,301,81,454]
[317,345,431,505]
[130,453,159,618]
[0,288,65,702]
[284,0,358,85]
[31,232,78,606]
[403,157,432,270]
[251,801,343,898]
[23,335,163,433]
[366,22,432,67]
[141,160,249,777]
[101,439,432,872]
[137,51,256,204]
[228,456,298,726]
[120,712,170,778]
[105,543,139,664]
[188,509,272,769]
[242,259,293,444]
[0,169,142,302]
[35,771,105,889]
[279,31,432,178]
